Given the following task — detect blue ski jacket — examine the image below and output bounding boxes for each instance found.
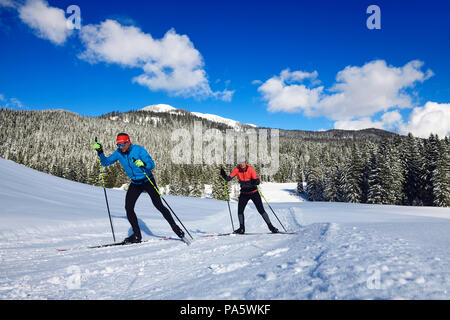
[99,144,155,184]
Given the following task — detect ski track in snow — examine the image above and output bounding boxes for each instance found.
[1,158,450,299]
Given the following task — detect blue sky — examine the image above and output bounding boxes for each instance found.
[0,0,449,136]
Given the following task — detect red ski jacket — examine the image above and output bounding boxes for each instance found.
[228,165,260,194]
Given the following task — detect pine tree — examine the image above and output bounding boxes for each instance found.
[360,141,375,203]
[402,133,423,205]
[423,134,440,206]
[367,151,384,204]
[323,164,339,202]
[305,154,324,201]
[297,169,306,195]
[103,164,119,188]
[389,138,406,205]
[306,168,324,201]
[432,139,450,207]
[212,166,229,200]
[344,145,363,203]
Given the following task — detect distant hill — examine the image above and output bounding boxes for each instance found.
[101,103,397,140]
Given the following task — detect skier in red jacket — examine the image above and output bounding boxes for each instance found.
[220,157,279,234]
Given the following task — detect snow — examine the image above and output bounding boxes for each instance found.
[1,158,450,300]
[139,104,256,129]
[258,182,305,203]
[191,111,257,129]
[140,104,179,113]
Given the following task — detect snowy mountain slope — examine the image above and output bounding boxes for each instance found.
[191,111,257,129]
[140,104,256,129]
[1,158,450,300]
[141,104,181,114]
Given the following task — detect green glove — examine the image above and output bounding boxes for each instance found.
[93,141,103,154]
[134,159,145,168]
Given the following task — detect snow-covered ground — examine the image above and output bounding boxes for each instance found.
[258,182,305,203]
[1,158,450,300]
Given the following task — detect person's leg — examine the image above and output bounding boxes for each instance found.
[251,192,278,232]
[125,183,143,241]
[143,178,184,238]
[236,193,251,233]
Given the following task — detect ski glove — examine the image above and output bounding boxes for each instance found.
[220,168,228,180]
[93,141,103,155]
[134,159,145,168]
[251,178,260,186]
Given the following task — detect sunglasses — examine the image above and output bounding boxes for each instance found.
[117,142,128,147]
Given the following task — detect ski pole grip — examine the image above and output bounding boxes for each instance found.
[132,157,144,172]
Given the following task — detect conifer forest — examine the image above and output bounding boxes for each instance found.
[1,108,449,207]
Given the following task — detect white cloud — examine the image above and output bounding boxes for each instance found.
[0,94,25,109]
[0,0,18,9]
[399,102,450,138]
[79,20,232,101]
[317,60,433,120]
[259,60,433,120]
[18,0,72,45]
[334,110,403,131]
[258,60,445,134]
[381,110,403,129]
[280,69,319,83]
[334,117,384,131]
[257,69,322,113]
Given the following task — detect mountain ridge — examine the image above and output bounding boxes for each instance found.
[94,104,399,139]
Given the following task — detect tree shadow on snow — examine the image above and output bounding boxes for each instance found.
[112,215,173,240]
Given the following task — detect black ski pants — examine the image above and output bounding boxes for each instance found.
[125,178,177,237]
[237,191,273,228]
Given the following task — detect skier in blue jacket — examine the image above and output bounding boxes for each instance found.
[93,133,185,244]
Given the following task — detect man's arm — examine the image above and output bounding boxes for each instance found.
[94,141,118,167]
[249,167,260,185]
[137,146,155,170]
[221,167,237,182]
[99,150,119,167]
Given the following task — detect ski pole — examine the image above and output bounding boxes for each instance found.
[132,158,194,240]
[257,186,287,232]
[221,174,234,232]
[95,138,116,242]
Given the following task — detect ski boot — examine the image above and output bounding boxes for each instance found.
[268,225,279,234]
[172,224,191,245]
[123,233,142,244]
[233,226,245,234]
[172,224,185,239]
